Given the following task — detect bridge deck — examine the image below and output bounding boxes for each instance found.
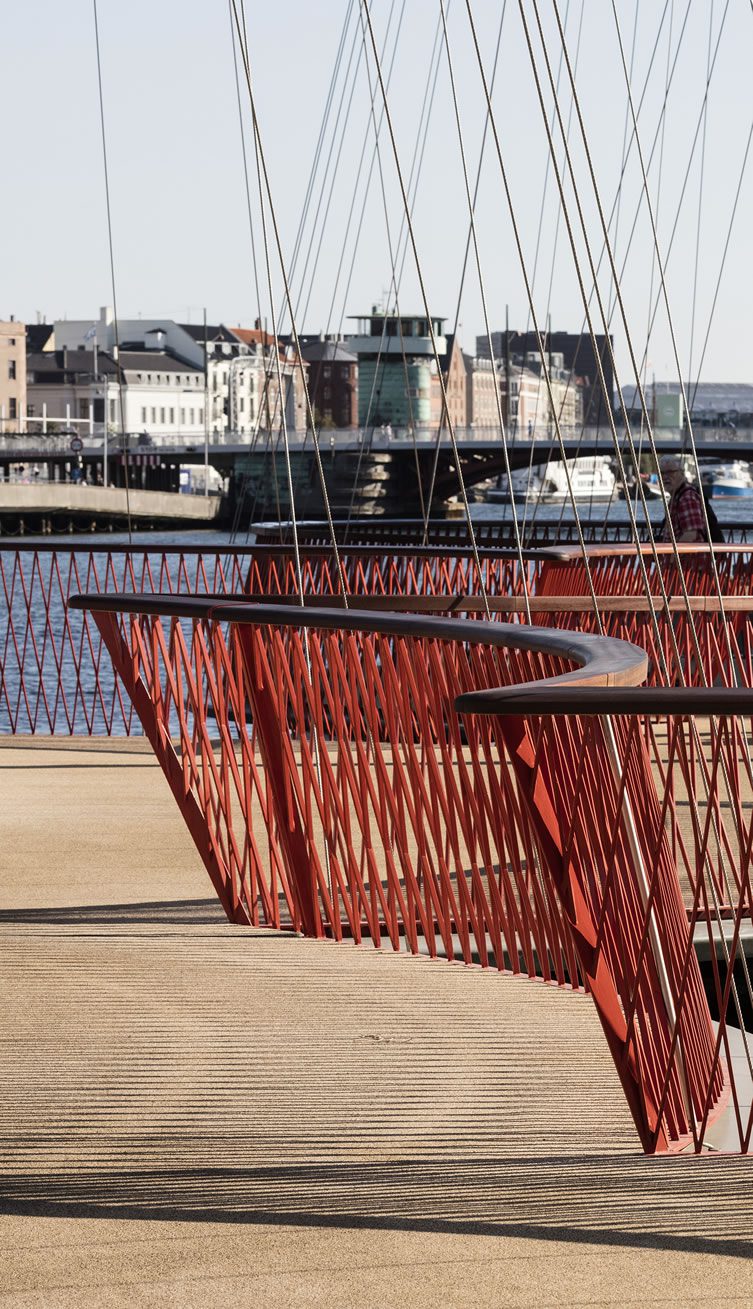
[1,739,753,1306]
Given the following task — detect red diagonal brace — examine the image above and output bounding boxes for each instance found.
[236,625,322,939]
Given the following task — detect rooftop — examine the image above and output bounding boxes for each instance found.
[301,339,357,364]
[27,348,201,381]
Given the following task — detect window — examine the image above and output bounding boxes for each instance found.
[141,407,147,423]
[9,398,17,420]
[239,397,245,413]
[79,399,90,420]
[180,408,185,424]
[198,407,204,424]
[150,407,156,423]
[169,408,175,424]
[323,366,331,378]
[8,360,16,381]
[190,408,195,424]
[9,338,16,347]
[160,407,165,423]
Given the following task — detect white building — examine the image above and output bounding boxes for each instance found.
[48,308,307,436]
[502,353,583,434]
[26,345,206,440]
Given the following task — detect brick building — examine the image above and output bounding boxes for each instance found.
[299,338,358,428]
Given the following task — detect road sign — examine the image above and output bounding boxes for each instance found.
[70,436,83,453]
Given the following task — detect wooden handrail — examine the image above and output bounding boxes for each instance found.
[68,592,649,694]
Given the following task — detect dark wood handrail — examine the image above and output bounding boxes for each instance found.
[455,685,753,716]
[178,592,753,615]
[68,592,649,693]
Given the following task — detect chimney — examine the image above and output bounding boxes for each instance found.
[62,346,68,369]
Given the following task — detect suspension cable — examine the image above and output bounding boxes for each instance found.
[686,0,715,407]
[436,0,532,622]
[422,0,508,535]
[231,0,349,602]
[359,0,491,617]
[92,0,131,542]
[531,0,681,544]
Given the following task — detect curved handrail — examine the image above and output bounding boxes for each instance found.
[106,591,753,614]
[554,541,751,558]
[68,586,753,716]
[68,592,649,694]
[456,684,753,715]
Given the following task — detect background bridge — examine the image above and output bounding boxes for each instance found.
[2,427,748,522]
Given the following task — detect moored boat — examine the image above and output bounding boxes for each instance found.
[700,460,753,498]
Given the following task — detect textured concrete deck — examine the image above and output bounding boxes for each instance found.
[2,739,753,1307]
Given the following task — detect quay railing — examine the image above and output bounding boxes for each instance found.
[67,590,753,1154]
[254,517,753,547]
[0,541,559,734]
[3,539,753,734]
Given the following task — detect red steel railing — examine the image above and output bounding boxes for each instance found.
[68,592,753,1153]
[0,542,549,734]
[3,541,753,733]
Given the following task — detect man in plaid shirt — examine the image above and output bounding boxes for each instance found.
[658,454,706,543]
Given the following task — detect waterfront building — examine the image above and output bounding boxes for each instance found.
[464,353,503,430]
[464,349,583,434]
[26,346,205,438]
[0,319,26,431]
[503,352,583,433]
[50,309,211,436]
[48,308,307,436]
[438,334,466,429]
[346,309,447,429]
[232,324,309,434]
[477,328,613,425]
[299,337,358,428]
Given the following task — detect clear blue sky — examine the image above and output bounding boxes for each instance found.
[2,1,751,387]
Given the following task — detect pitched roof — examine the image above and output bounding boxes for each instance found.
[231,325,283,349]
[177,322,237,344]
[27,348,201,381]
[301,340,357,364]
[27,349,118,380]
[119,350,201,374]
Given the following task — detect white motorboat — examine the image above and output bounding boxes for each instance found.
[487,456,616,505]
